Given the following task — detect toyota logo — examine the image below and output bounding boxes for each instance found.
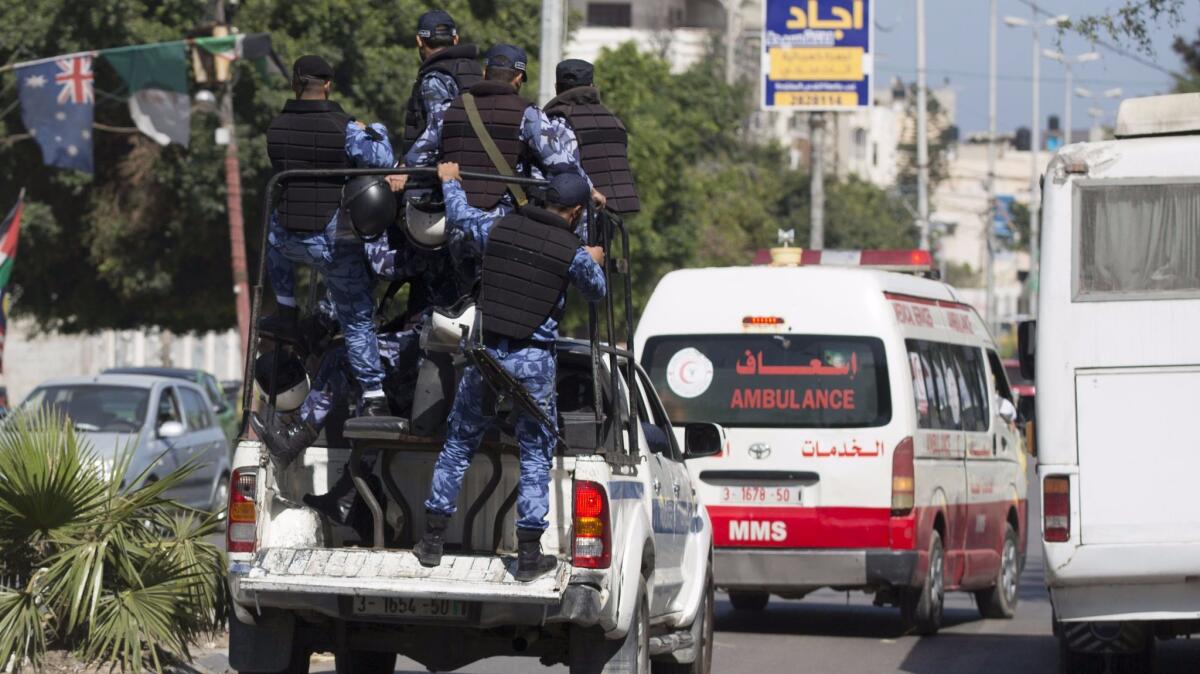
[748,443,772,460]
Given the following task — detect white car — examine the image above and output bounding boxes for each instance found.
[635,250,1029,633]
[1023,92,1200,672]
[225,340,715,674]
[22,374,232,513]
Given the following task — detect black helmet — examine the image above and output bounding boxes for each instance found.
[342,175,396,242]
[253,351,310,412]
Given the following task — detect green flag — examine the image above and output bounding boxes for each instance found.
[103,42,191,147]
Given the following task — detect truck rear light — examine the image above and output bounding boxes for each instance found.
[891,437,915,515]
[1043,475,1070,543]
[572,480,611,569]
[227,467,257,554]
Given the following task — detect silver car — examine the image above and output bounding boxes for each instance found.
[21,374,232,515]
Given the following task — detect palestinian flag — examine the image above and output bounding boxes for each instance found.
[0,190,24,374]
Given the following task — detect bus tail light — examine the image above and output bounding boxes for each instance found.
[572,480,611,569]
[891,437,915,515]
[1044,476,1070,543]
[227,467,258,554]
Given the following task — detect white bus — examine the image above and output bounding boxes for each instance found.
[1022,92,1200,672]
[636,250,1029,634]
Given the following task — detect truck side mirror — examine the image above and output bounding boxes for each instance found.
[685,423,724,459]
[1018,320,1036,381]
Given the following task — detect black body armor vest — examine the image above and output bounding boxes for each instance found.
[401,45,483,154]
[544,86,640,214]
[267,100,354,232]
[442,81,531,210]
[479,206,580,340]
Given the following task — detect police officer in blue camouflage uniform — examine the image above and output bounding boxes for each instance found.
[429,44,606,223]
[414,164,606,582]
[259,55,394,429]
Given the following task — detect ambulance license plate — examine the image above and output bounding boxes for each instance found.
[719,486,802,505]
[351,596,468,620]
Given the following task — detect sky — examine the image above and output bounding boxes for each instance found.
[871,0,1199,134]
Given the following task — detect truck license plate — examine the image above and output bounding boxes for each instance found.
[351,596,468,620]
[719,485,802,505]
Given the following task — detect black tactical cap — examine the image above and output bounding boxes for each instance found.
[486,44,527,73]
[545,173,590,208]
[417,10,457,38]
[556,59,594,88]
[292,55,333,81]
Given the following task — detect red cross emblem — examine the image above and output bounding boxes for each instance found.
[55,56,94,105]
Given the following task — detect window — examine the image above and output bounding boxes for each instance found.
[180,388,213,430]
[1075,180,1200,300]
[634,367,680,460]
[643,334,892,429]
[986,350,1013,403]
[202,375,227,412]
[25,385,149,433]
[157,389,182,426]
[906,341,990,432]
[586,2,632,27]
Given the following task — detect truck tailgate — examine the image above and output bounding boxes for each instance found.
[1076,367,1200,546]
[240,547,570,604]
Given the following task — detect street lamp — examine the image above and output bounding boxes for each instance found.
[1043,50,1101,144]
[1003,8,1065,316]
[1075,87,1123,140]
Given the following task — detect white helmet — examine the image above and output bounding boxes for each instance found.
[421,302,477,353]
[404,191,448,250]
[253,351,310,413]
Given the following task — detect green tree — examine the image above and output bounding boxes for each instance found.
[1173,28,1200,92]
[0,0,542,333]
[1071,0,1190,55]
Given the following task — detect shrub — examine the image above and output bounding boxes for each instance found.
[0,410,226,672]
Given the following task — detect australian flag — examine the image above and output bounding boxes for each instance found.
[17,55,95,173]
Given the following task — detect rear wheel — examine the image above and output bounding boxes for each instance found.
[570,578,650,674]
[652,572,714,674]
[333,650,396,674]
[728,591,769,612]
[974,523,1020,619]
[901,530,944,635]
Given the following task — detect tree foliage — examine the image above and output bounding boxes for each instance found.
[1070,0,1190,55]
[0,0,541,333]
[1173,27,1200,93]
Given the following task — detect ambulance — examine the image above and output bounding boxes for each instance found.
[634,249,1029,633]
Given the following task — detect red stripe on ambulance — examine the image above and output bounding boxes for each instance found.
[708,505,893,548]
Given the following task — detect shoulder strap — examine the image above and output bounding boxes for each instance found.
[461,92,528,207]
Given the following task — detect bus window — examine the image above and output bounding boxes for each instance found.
[908,350,931,428]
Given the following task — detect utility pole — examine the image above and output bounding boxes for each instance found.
[1044,50,1101,147]
[214,0,250,353]
[539,0,564,105]
[915,0,930,251]
[1029,3,1042,316]
[809,113,825,250]
[723,0,741,85]
[986,0,998,333]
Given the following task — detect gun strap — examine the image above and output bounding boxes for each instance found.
[462,93,528,207]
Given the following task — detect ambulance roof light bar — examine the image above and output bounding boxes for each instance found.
[767,248,935,273]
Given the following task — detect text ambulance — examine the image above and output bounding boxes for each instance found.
[634,250,1028,633]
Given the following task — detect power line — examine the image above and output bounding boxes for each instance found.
[877,65,1162,86]
[1009,0,1183,78]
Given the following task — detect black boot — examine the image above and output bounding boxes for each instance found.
[514,528,558,582]
[250,412,316,469]
[302,470,355,525]
[361,395,391,417]
[257,304,299,342]
[414,512,449,567]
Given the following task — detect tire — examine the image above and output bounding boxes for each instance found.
[211,473,230,532]
[652,572,714,674]
[569,578,651,674]
[728,591,769,612]
[974,522,1020,619]
[1058,622,1155,674]
[236,637,310,674]
[334,650,396,674]
[901,529,945,636]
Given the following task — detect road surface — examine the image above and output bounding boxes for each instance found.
[265,472,1200,673]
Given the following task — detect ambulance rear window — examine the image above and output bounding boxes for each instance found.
[642,335,891,428]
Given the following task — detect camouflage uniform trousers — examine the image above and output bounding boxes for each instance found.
[298,329,422,430]
[424,341,558,532]
[267,214,385,391]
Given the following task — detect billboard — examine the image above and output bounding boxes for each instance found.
[761,0,874,110]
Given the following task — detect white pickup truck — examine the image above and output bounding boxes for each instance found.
[225,339,716,674]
